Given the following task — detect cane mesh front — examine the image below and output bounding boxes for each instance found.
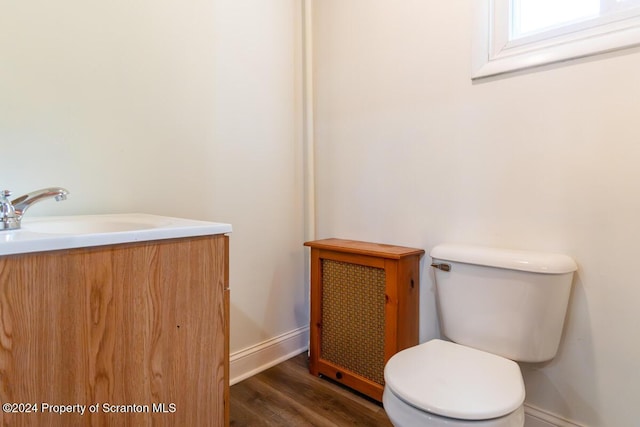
[320,259,386,385]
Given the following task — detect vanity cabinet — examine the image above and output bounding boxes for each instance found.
[304,238,424,402]
[0,235,229,426]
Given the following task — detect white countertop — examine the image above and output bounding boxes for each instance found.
[0,213,232,256]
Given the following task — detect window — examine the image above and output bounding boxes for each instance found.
[472,0,640,79]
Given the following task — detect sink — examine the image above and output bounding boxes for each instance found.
[22,216,167,235]
[0,213,232,256]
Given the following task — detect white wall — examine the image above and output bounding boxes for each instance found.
[312,1,640,426]
[0,0,307,358]
[5,1,640,424]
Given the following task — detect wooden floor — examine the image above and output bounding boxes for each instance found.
[230,352,393,426]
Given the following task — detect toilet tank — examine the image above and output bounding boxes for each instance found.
[430,244,577,363]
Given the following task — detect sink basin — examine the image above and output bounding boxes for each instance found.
[0,213,232,256]
[23,216,168,235]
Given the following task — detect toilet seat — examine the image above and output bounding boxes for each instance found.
[384,339,525,420]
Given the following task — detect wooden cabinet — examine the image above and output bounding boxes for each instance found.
[304,238,424,402]
[0,235,229,426]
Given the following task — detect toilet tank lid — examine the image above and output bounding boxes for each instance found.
[430,244,577,274]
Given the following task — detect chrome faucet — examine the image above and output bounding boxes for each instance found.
[1,187,69,230]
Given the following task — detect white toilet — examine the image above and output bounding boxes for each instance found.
[383,244,577,427]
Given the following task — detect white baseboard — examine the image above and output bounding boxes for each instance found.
[229,326,309,386]
[525,403,585,427]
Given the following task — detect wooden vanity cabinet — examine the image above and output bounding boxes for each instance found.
[0,234,229,426]
[304,238,424,402]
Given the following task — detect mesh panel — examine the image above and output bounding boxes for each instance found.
[320,259,386,385]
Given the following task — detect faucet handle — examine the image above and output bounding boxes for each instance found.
[1,190,20,229]
[1,190,14,209]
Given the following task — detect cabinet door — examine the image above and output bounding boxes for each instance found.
[0,235,228,426]
[310,250,391,401]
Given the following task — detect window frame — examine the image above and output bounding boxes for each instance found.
[472,0,640,79]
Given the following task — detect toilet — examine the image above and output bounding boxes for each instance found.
[383,244,577,427]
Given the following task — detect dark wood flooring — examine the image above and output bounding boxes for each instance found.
[230,352,393,426]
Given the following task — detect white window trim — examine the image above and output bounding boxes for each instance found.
[472,0,640,79]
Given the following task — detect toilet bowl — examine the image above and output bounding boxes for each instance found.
[382,244,577,427]
[383,339,525,427]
